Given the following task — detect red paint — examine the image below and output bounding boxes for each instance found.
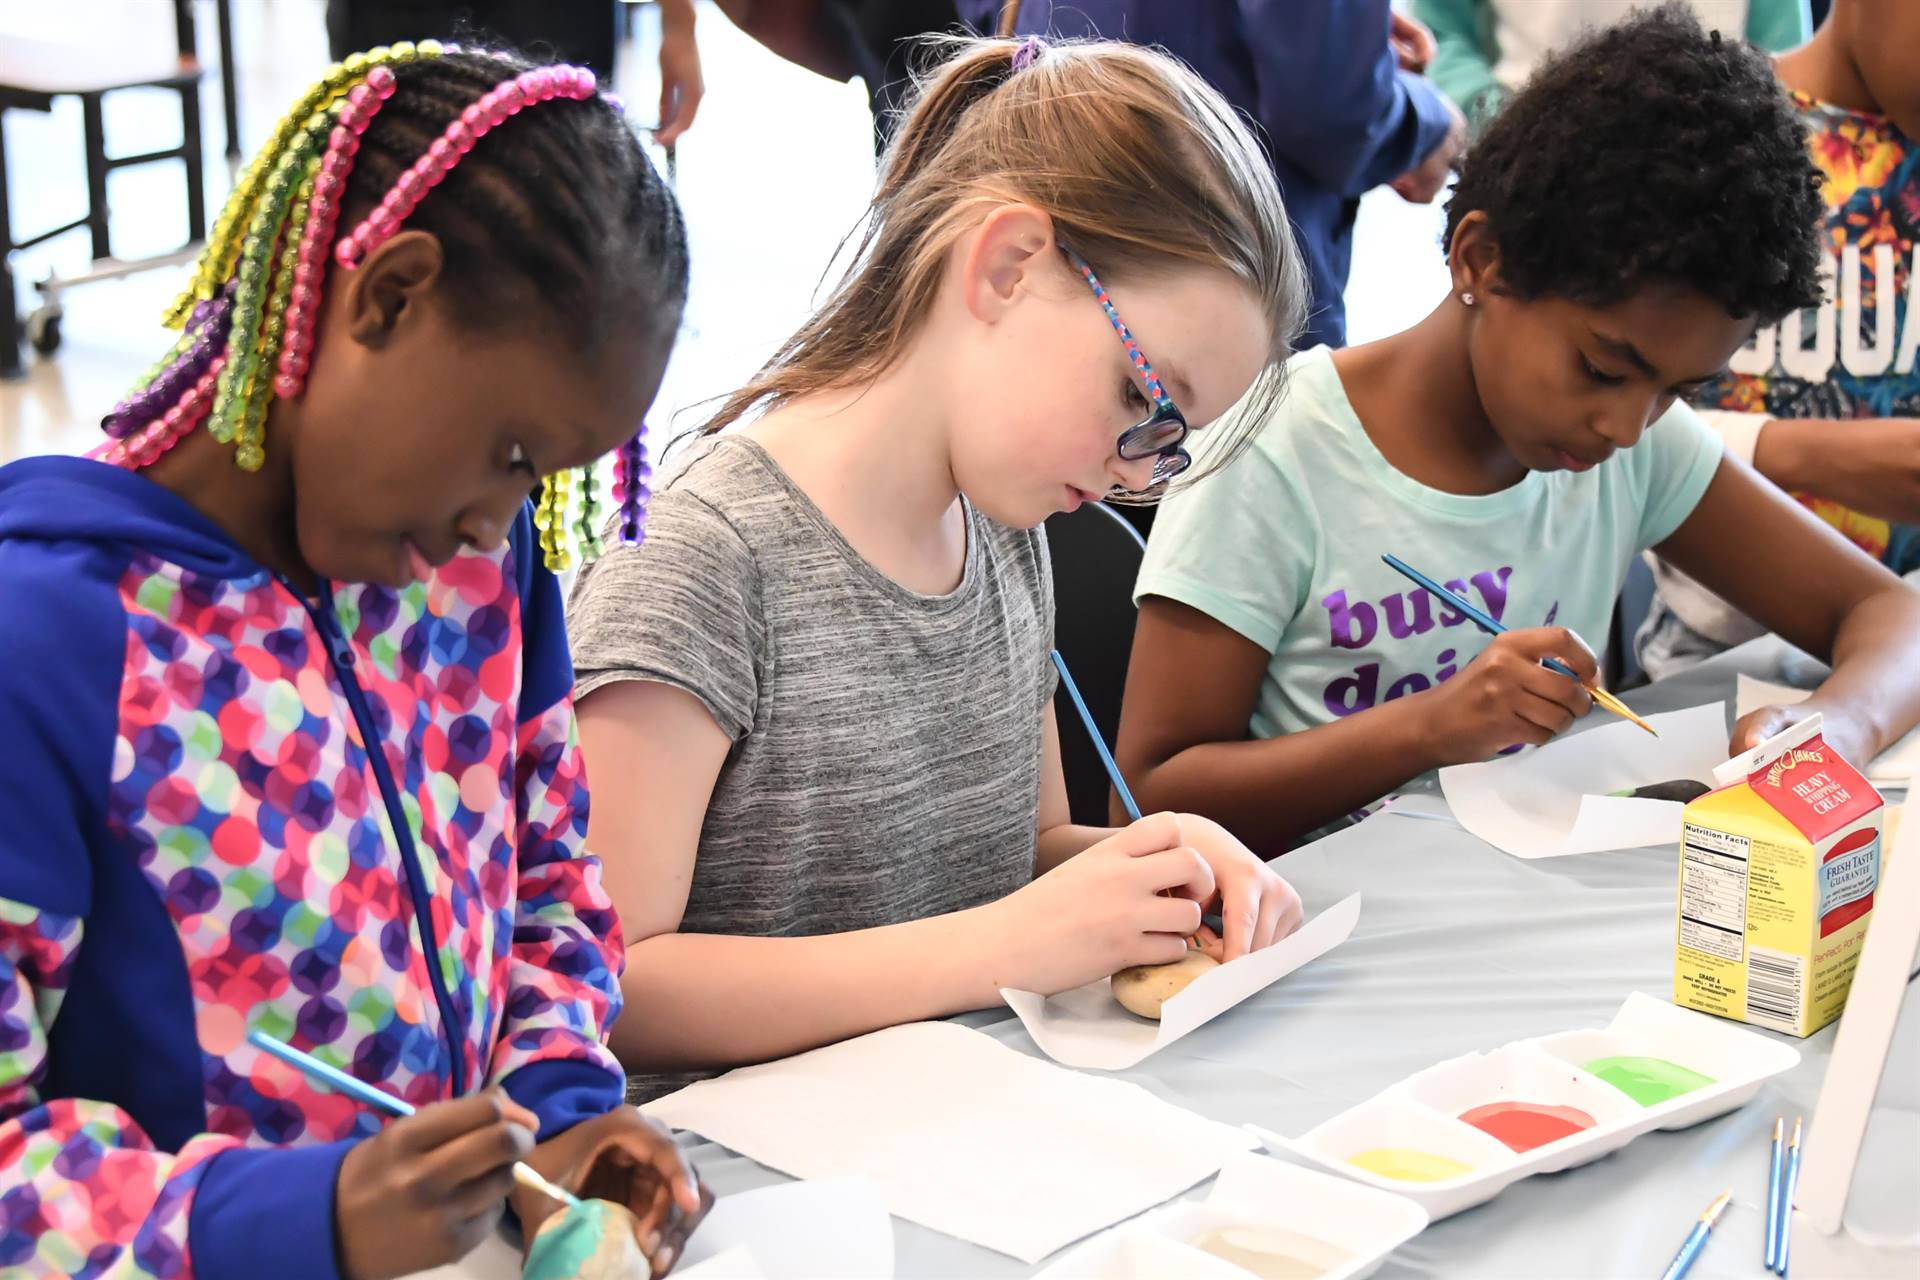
[1458,1102,1596,1152]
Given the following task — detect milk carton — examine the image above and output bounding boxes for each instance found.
[1675,714,1882,1037]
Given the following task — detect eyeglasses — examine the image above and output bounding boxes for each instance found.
[1060,244,1191,494]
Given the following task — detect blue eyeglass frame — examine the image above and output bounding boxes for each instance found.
[1058,243,1192,493]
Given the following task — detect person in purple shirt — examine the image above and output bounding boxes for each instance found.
[963,0,1464,350]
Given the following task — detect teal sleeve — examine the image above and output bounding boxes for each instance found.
[1134,439,1318,656]
[1744,0,1812,51]
[1637,402,1728,552]
[1414,0,1503,126]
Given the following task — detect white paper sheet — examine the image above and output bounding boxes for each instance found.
[1438,703,1728,858]
[676,1178,894,1279]
[1735,674,1920,783]
[1381,792,1457,824]
[401,1184,851,1280]
[678,1247,772,1279]
[401,1237,519,1280]
[1001,894,1361,1070]
[641,1021,1257,1264]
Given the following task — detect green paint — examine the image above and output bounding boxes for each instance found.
[1348,1147,1474,1182]
[1583,1055,1715,1106]
[524,1200,651,1280]
[522,1200,614,1280]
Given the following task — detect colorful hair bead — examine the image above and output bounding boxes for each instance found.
[534,468,576,572]
[334,62,597,271]
[87,354,226,469]
[573,462,607,562]
[103,287,233,437]
[109,40,645,572]
[612,429,651,547]
[272,66,401,403]
[163,42,437,328]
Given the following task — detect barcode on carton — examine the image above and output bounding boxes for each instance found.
[1745,945,1805,1032]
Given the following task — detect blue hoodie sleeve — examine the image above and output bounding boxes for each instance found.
[0,535,351,1280]
[1241,0,1457,198]
[491,509,626,1139]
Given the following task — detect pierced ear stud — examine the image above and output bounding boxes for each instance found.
[1460,291,1476,306]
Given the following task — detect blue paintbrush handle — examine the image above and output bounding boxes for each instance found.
[1766,1132,1786,1269]
[249,1030,584,1211]
[249,1030,416,1116]
[1381,554,1581,680]
[1659,1223,1711,1280]
[1776,1145,1802,1276]
[1050,649,1142,822]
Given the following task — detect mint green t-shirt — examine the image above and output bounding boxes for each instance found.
[1134,346,1725,741]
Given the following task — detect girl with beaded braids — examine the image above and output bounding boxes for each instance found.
[0,43,702,1280]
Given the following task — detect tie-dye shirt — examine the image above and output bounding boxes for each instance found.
[0,457,624,1280]
[1643,93,1920,663]
[1701,93,1920,555]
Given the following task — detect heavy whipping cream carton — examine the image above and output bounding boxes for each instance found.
[1675,714,1882,1037]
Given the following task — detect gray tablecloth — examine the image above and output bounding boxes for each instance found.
[670,637,1919,1278]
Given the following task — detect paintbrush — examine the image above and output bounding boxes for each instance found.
[1658,1189,1733,1280]
[1776,1116,1803,1276]
[1053,650,1212,931]
[1380,554,1658,738]
[1765,1116,1785,1270]
[248,1030,580,1209]
[1051,649,1142,822]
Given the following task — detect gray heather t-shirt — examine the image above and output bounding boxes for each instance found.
[568,430,1055,959]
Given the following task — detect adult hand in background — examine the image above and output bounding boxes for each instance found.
[655,0,706,146]
[1390,92,1465,203]
[1391,9,1436,72]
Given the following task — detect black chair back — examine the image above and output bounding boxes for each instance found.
[1044,501,1146,826]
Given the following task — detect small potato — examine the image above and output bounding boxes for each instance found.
[1110,949,1220,1020]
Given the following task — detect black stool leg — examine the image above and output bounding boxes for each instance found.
[217,0,241,160]
[80,93,111,262]
[180,81,206,243]
[0,112,22,380]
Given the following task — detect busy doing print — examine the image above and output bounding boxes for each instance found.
[1319,565,1551,716]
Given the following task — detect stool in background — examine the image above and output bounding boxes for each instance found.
[0,0,222,378]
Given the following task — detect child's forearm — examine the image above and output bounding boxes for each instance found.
[1130,698,1443,854]
[1034,822,1119,872]
[1798,581,1920,763]
[1752,416,1920,523]
[609,907,1013,1072]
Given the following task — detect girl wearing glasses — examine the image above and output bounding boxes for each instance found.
[1116,6,1920,853]
[567,36,1309,1092]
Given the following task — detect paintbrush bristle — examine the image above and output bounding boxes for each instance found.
[513,1162,582,1208]
[1588,687,1659,737]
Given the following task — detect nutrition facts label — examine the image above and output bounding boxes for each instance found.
[1680,823,1750,962]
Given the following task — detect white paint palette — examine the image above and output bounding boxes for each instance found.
[1034,1153,1428,1280]
[1252,992,1801,1220]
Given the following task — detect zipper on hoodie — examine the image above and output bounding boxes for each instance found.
[295,580,469,1096]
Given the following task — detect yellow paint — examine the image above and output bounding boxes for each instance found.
[1347,1147,1473,1182]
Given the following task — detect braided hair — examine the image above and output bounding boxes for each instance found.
[95,41,688,569]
